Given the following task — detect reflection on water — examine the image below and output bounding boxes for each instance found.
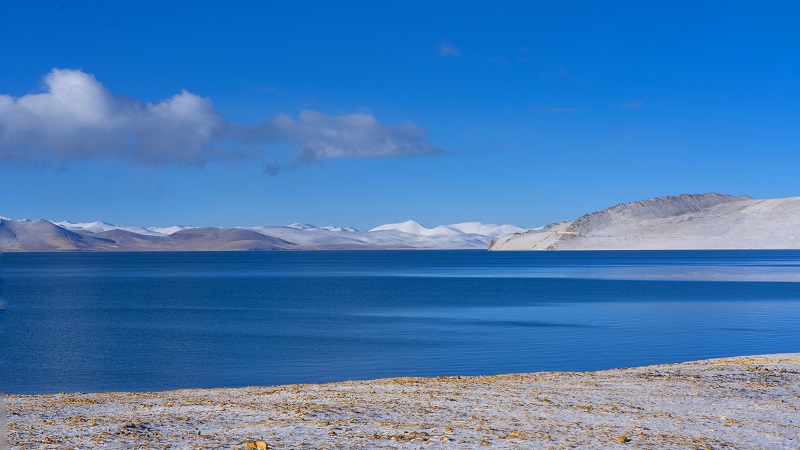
[1,250,799,394]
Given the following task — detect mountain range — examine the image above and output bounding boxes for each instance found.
[0,218,526,252]
[5,193,800,252]
[490,193,800,250]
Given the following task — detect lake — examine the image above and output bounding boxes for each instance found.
[2,250,799,394]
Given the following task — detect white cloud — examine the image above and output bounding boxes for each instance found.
[558,67,586,84]
[0,69,441,172]
[438,42,462,58]
[0,69,227,166]
[620,99,645,109]
[254,110,442,174]
[534,106,590,113]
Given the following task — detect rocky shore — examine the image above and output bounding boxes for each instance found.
[6,354,800,449]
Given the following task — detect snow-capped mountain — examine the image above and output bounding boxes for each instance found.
[370,220,434,235]
[8,193,800,252]
[242,221,525,249]
[53,221,195,236]
[370,220,525,238]
[145,225,196,235]
[319,226,360,232]
[490,193,800,250]
[54,220,162,236]
[1,216,529,252]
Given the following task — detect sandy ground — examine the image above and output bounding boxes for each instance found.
[5,354,800,449]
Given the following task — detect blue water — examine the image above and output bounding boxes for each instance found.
[1,250,799,394]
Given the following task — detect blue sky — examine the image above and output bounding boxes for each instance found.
[1,1,798,229]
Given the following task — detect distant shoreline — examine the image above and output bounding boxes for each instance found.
[5,247,800,252]
[7,354,800,448]
[0,218,524,252]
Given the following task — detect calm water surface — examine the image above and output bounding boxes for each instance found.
[2,250,799,394]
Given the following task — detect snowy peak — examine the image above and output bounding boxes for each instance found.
[146,225,195,235]
[434,222,527,238]
[287,223,317,230]
[490,193,800,251]
[54,220,166,236]
[55,220,117,232]
[241,220,527,250]
[370,220,431,235]
[2,215,530,251]
[370,220,526,238]
[319,226,360,232]
[287,223,361,232]
[571,193,749,231]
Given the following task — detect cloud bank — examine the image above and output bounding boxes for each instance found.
[250,111,441,174]
[0,69,442,172]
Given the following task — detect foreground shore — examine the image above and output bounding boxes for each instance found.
[6,354,800,449]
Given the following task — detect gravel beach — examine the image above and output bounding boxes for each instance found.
[6,354,800,449]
